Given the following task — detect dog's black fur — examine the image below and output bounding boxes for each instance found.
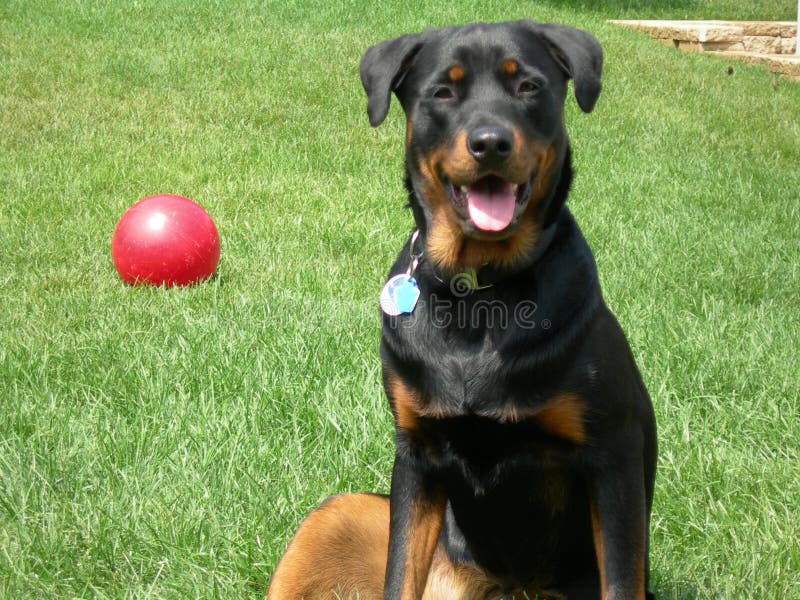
[268,20,656,600]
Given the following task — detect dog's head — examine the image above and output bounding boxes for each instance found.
[360,21,602,270]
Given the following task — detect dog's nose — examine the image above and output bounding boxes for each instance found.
[467,126,514,164]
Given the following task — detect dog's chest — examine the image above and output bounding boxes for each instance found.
[421,328,516,411]
[408,322,547,414]
[386,314,593,448]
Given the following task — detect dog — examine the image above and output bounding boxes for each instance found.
[267,20,657,600]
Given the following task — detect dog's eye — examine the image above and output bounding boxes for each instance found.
[517,80,541,96]
[432,86,455,100]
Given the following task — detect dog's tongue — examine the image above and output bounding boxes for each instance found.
[466,177,516,232]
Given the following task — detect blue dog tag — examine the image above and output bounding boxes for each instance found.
[380,274,420,316]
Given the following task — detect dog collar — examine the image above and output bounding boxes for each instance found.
[381,220,559,315]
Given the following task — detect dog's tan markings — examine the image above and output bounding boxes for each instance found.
[426,546,565,599]
[535,392,587,444]
[398,490,447,599]
[424,548,496,598]
[504,129,539,182]
[590,499,607,598]
[462,219,538,269]
[427,218,466,269]
[418,144,467,270]
[266,494,389,599]
[471,392,586,444]
[631,562,646,600]
[440,130,475,178]
[406,118,413,147]
[529,143,559,205]
[590,498,646,600]
[501,58,518,76]
[448,65,465,82]
[387,375,423,432]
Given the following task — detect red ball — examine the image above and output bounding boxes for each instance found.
[111,194,220,287]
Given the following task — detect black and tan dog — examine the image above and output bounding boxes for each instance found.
[268,20,657,600]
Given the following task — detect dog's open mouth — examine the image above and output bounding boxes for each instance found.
[446,175,532,234]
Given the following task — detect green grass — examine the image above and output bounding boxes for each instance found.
[1,0,798,597]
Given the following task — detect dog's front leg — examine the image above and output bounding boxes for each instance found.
[588,438,650,600]
[383,448,446,600]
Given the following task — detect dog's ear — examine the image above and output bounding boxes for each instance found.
[524,21,603,113]
[360,33,425,127]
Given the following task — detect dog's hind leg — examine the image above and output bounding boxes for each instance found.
[267,493,390,600]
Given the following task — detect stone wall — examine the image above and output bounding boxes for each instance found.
[610,20,800,79]
[611,20,797,55]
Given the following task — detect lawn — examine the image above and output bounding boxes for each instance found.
[1,0,798,598]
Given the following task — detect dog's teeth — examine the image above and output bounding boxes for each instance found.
[511,184,519,194]
[460,185,469,195]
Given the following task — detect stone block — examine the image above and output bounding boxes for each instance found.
[677,41,703,52]
[702,41,745,53]
[743,36,785,54]
[725,52,800,78]
[609,20,741,43]
[673,23,741,43]
[737,22,796,37]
